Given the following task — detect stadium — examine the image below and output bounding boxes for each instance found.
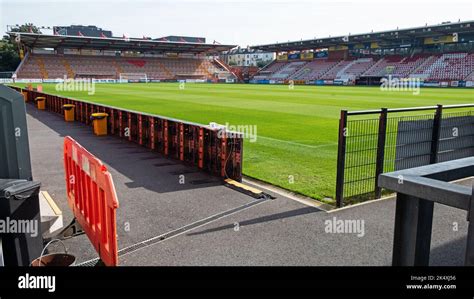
[6,21,474,203]
[0,0,473,282]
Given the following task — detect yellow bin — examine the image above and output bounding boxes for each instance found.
[91,113,108,136]
[22,91,28,102]
[36,97,46,110]
[63,104,75,122]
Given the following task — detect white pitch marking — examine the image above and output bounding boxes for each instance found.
[257,135,337,149]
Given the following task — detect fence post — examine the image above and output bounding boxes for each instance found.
[335,110,348,208]
[430,104,443,164]
[374,108,388,199]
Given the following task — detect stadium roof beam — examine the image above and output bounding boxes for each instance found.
[251,20,474,52]
[8,32,236,54]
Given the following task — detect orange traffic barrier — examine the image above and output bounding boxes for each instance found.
[63,136,119,266]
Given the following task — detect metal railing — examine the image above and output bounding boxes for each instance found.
[378,157,473,266]
[336,104,474,207]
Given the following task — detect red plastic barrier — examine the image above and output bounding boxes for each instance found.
[63,136,119,266]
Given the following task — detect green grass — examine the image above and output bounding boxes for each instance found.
[14,83,474,203]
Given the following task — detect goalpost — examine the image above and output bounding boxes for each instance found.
[119,73,148,83]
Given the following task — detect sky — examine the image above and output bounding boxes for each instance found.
[1,0,473,47]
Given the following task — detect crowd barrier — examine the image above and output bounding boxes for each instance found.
[64,136,119,266]
[11,86,243,181]
[335,104,474,207]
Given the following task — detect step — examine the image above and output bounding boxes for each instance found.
[39,191,63,237]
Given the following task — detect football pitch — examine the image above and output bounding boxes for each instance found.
[15,83,474,202]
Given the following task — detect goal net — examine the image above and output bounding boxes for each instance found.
[119,73,148,83]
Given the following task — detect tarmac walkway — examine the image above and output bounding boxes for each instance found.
[26,104,469,266]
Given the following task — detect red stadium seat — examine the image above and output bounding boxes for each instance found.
[15,53,234,81]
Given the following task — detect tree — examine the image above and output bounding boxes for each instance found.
[9,23,41,34]
[0,41,20,72]
[0,23,41,72]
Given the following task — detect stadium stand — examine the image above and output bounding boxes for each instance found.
[15,53,233,81]
[408,55,440,78]
[362,54,437,78]
[249,22,474,85]
[362,55,403,77]
[252,61,293,80]
[320,60,353,80]
[412,52,474,81]
[229,66,259,82]
[289,59,339,80]
[466,69,474,81]
[334,57,375,80]
[252,52,474,82]
[10,32,237,82]
[268,61,308,80]
[9,22,474,85]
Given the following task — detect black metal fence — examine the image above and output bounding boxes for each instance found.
[335,104,474,207]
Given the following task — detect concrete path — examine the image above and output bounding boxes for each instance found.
[26,104,469,266]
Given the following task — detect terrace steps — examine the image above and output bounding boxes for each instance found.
[112,60,124,75]
[36,57,49,79]
[62,59,75,78]
[410,55,438,77]
[197,61,213,78]
[156,60,173,78]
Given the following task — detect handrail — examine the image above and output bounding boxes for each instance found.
[347,103,474,116]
